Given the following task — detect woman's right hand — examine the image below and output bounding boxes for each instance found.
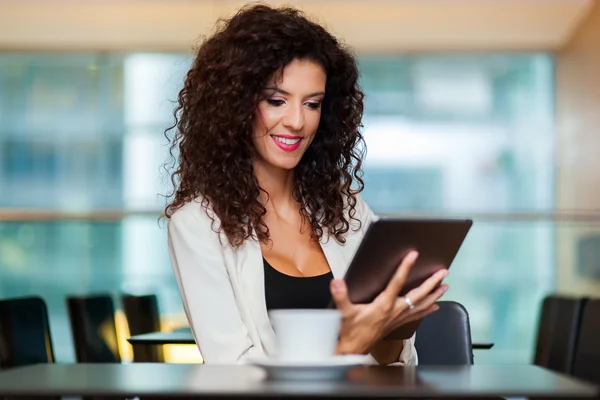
[330,251,449,355]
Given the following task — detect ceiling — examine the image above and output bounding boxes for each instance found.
[0,0,595,52]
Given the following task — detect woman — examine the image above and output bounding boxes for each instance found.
[165,3,449,365]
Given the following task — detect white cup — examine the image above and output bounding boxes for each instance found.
[268,309,342,362]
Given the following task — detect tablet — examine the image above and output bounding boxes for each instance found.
[340,217,472,340]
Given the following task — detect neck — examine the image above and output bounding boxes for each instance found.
[253,158,296,214]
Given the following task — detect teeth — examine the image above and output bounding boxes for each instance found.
[273,136,301,145]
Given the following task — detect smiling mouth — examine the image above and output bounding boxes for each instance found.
[271,135,302,152]
[271,135,301,145]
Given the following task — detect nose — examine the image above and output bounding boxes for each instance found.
[282,103,305,131]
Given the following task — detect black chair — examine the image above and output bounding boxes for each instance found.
[533,295,586,374]
[121,294,164,362]
[572,298,600,385]
[0,296,55,369]
[66,294,121,363]
[414,301,473,365]
[0,296,59,400]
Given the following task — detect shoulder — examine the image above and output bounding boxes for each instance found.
[326,193,375,267]
[346,192,376,232]
[168,195,222,242]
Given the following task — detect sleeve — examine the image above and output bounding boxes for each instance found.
[167,207,263,364]
[393,333,418,365]
[355,195,419,366]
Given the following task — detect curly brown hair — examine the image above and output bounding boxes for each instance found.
[165,3,366,248]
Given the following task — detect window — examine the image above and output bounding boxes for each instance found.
[0,53,555,363]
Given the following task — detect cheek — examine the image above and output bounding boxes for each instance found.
[252,110,265,138]
[251,108,274,154]
[254,106,280,135]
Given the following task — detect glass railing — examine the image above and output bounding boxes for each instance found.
[1,210,599,364]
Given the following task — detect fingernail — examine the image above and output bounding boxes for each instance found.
[407,251,418,262]
[437,269,448,278]
[433,305,440,311]
[442,284,449,292]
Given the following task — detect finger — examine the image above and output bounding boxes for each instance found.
[401,267,448,307]
[409,284,449,313]
[401,303,440,325]
[330,279,353,312]
[390,283,448,322]
[377,251,418,304]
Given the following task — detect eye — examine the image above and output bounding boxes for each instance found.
[306,102,321,110]
[266,99,285,107]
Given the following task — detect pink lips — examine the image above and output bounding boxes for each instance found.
[271,135,302,152]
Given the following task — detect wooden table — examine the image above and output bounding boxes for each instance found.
[129,330,495,350]
[0,363,596,399]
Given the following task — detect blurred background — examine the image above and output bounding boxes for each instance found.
[0,0,599,365]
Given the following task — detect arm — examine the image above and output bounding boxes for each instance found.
[168,206,262,364]
[370,339,404,365]
[369,334,418,365]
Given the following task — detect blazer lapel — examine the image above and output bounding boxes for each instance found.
[320,227,346,279]
[239,238,277,355]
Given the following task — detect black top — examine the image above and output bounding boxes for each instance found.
[263,257,333,310]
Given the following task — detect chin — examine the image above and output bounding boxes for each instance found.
[270,156,303,171]
[274,161,301,171]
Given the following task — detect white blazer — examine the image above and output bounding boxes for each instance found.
[167,194,417,365]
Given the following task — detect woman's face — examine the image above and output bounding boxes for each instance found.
[252,59,326,171]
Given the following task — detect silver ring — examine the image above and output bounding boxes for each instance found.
[405,296,415,310]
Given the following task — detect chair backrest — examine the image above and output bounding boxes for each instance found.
[121,294,161,335]
[121,293,164,362]
[414,301,473,365]
[533,295,586,374]
[572,298,600,384]
[66,294,121,363]
[0,296,55,369]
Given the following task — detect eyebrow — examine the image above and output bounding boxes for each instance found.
[264,87,325,97]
